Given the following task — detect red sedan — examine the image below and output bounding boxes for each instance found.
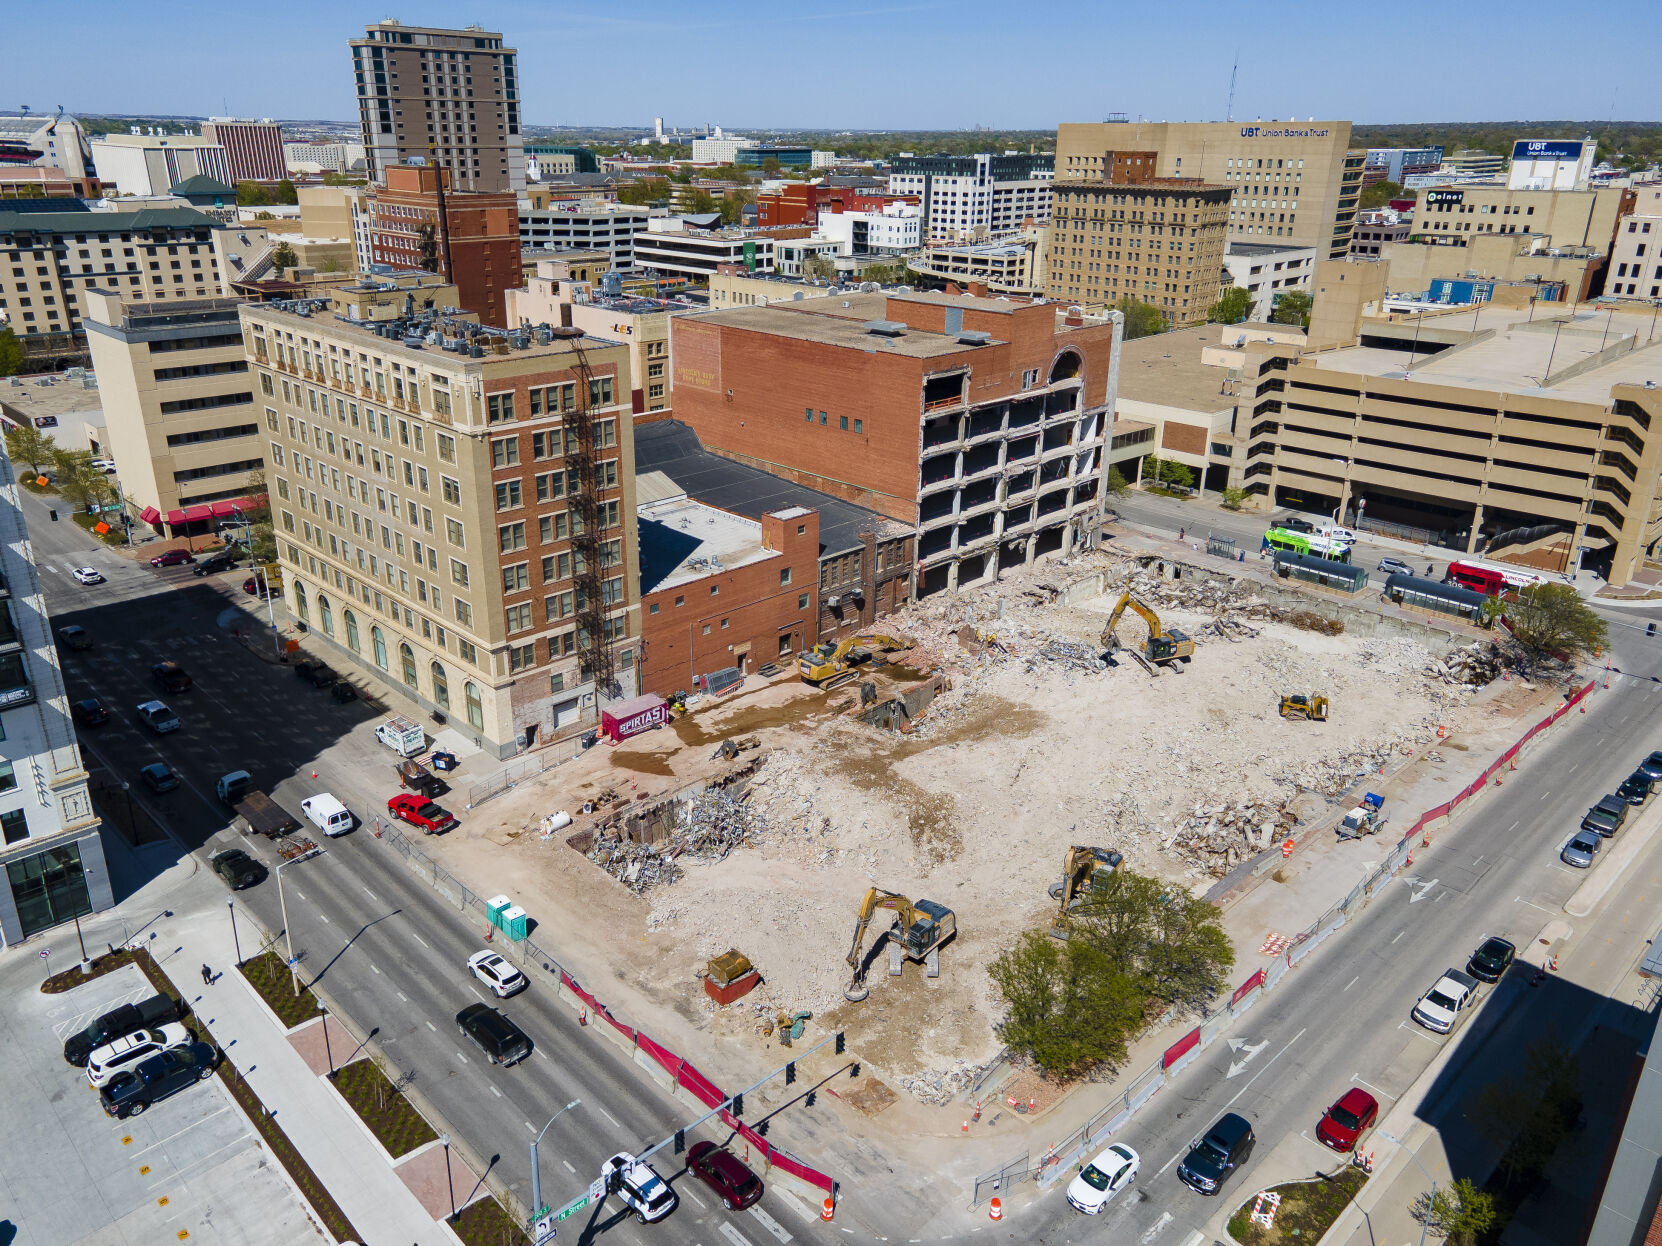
[150,549,195,568]
[687,1141,763,1210]
[387,793,456,835]
[1316,1087,1379,1152]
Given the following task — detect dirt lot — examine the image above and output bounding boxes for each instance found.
[433,550,1522,1100]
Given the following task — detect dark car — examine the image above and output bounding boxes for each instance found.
[1638,751,1662,782]
[1466,936,1516,983]
[71,698,110,727]
[57,625,93,651]
[1618,770,1654,806]
[330,680,358,702]
[149,549,195,568]
[100,1042,218,1117]
[63,992,184,1066]
[242,575,276,598]
[687,1141,763,1210]
[455,1003,531,1066]
[192,551,238,576]
[295,660,337,688]
[140,762,180,793]
[1280,516,1315,532]
[1581,795,1629,838]
[1176,1112,1255,1195]
[152,661,192,693]
[211,848,265,891]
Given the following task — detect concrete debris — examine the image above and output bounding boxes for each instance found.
[1168,798,1300,876]
[896,1059,978,1106]
[1027,639,1104,674]
[588,785,772,893]
[1426,639,1512,686]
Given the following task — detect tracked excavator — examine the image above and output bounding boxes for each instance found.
[799,632,916,692]
[842,887,956,1002]
[1047,845,1124,939]
[1099,592,1193,676]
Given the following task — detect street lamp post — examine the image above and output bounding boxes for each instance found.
[320,1005,335,1078]
[274,854,305,996]
[259,563,281,661]
[227,896,243,967]
[529,1099,582,1228]
[440,1132,456,1220]
[1378,1129,1437,1246]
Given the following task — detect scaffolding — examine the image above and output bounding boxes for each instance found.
[550,326,618,700]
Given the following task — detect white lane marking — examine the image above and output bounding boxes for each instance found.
[370,964,381,975]
[685,1189,707,1211]
[562,1160,575,1174]
[719,1224,751,1246]
[1139,1212,1173,1243]
[597,1104,621,1128]
[1569,762,1579,773]
[1390,930,1405,944]
[362,886,377,900]
[397,992,408,1002]
[491,1085,502,1098]
[524,1121,536,1133]
[1226,1037,1268,1078]
[748,1203,793,1242]
[1176,1233,1205,1246]
[1516,895,1556,914]
[319,914,331,925]
[456,1051,469,1063]
[132,1106,235,1155]
[1343,976,1359,991]
[770,1187,813,1222]
[413,934,430,949]
[426,1021,437,1031]
[1224,1027,1305,1111]
[1508,820,1519,832]
[1354,1077,1396,1100]
[1399,1022,1442,1045]
[295,890,306,901]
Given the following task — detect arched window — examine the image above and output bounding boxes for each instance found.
[371,626,387,670]
[399,642,417,689]
[344,609,360,653]
[318,594,334,637]
[431,662,450,709]
[293,580,309,622]
[1049,348,1082,383]
[464,681,483,730]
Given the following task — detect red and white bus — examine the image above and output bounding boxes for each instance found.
[1443,559,1550,597]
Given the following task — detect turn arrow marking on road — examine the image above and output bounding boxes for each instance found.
[1226,1037,1269,1077]
[1402,875,1439,903]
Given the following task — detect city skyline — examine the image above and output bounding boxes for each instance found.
[14,0,1659,132]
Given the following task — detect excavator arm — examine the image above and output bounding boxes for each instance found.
[1049,846,1122,937]
[844,888,916,1001]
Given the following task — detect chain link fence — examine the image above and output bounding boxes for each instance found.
[465,752,550,809]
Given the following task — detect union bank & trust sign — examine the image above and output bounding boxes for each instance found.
[1239,126,1332,139]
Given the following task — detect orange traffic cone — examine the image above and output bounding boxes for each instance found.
[989,1198,1003,1221]
[578,1006,588,1026]
[821,1197,834,1221]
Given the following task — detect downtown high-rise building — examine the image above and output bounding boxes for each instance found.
[349,20,525,193]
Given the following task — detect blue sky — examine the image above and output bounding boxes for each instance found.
[17,0,1659,131]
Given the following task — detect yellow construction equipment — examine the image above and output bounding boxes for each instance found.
[843,887,955,1002]
[1099,593,1193,676]
[1047,845,1124,939]
[1279,693,1329,721]
[799,632,915,692]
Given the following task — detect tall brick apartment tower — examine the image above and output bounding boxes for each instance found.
[368,164,520,327]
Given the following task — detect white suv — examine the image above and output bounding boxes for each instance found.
[603,1152,678,1223]
[87,1023,192,1087]
[135,701,180,734]
[467,950,527,998]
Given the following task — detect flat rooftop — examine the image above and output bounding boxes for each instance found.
[636,494,779,594]
[1314,301,1662,401]
[695,299,990,358]
[1227,241,1315,257]
[1116,323,1239,412]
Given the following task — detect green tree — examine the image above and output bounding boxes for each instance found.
[719,188,755,226]
[761,157,782,175]
[1359,179,1405,210]
[1113,298,1167,341]
[269,240,299,274]
[51,449,104,513]
[1105,466,1130,498]
[1221,486,1248,510]
[0,325,26,377]
[1504,583,1609,666]
[275,178,298,205]
[1208,286,1251,325]
[1154,459,1196,491]
[617,177,669,205]
[1413,1178,1496,1246]
[1272,290,1313,329]
[687,188,717,215]
[235,180,273,206]
[3,420,55,475]
[1471,1036,1580,1184]
[801,253,837,281]
[1071,871,1233,1009]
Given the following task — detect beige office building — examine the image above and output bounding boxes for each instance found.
[239,294,641,755]
[1603,186,1662,300]
[1047,177,1231,327]
[1056,120,1363,258]
[910,226,1051,297]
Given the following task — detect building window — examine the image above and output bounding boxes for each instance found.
[293,580,309,622]
[464,681,484,730]
[854,419,863,433]
[6,843,91,938]
[0,759,14,795]
[1,808,26,844]
[438,432,456,463]
[345,609,360,653]
[447,518,465,548]
[318,594,334,636]
[798,593,809,610]
[499,521,527,553]
[399,642,418,688]
[431,661,450,709]
[371,626,388,669]
[495,479,522,510]
[490,436,520,467]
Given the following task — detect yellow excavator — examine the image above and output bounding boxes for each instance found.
[1048,845,1124,939]
[799,632,915,692]
[843,887,956,1002]
[1099,592,1193,676]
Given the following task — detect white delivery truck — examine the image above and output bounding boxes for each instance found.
[301,793,353,838]
[374,716,426,758]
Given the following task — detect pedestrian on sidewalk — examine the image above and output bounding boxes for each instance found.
[201,963,213,986]
[1178,527,1185,541]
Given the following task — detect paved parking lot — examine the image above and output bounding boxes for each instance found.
[2,961,321,1246]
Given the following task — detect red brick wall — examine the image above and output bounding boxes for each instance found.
[638,509,820,696]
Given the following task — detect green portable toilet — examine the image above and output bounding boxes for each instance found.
[487,894,511,932]
[501,905,528,941]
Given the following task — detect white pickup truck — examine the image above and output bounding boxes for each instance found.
[1411,967,1482,1033]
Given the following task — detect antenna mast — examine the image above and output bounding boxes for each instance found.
[1225,51,1239,123]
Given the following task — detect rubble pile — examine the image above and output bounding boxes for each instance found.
[587,835,685,893]
[589,785,773,893]
[1427,640,1512,686]
[1269,733,1421,798]
[1027,638,1104,674]
[896,1059,979,1106]
[1167,797,1299,876]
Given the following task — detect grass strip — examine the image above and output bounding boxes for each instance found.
[1228,1167,1368,1246]
[330,1057,438,1158]
[236,949,324,1028]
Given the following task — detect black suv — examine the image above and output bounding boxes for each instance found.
[1177,1112,1255,1195]
[100,1042,219,1117]
[192,551,239,576]
[1618,770,1654,806]
[294,660,337,688]
[1466,936,1515,983]
[211,848,265,891]
[456,1003,532,1066]
[151,661,192,693]
[1581,795,1629,838]
[63,992,184,1066]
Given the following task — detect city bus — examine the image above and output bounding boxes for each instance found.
[1262,527,1353,562]
[1443,559,1550,597]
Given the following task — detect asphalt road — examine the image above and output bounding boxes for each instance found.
[26,491,838,1246]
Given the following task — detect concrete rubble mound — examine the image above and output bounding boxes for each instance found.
[1427,639,1513,686]
[589,786,772,894]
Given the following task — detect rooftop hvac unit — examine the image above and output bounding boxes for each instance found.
[863,320,906,337]
[957,330,992,346]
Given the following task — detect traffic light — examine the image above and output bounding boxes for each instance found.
[605,1168,623,1196]
[805,1090,816,1108]
[673,1129,685,1154]
[835,1031,845,1055]
[755,1121,769,1137]
[731,1093,744,1118]
[785,1061,796,1085]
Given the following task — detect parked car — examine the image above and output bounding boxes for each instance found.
[56,625,92,651]
[1466,936,1516,983]
[192,551,238,576]
[301,793,353,838]
[1581,795,1629,838]
[387,793,455,834]
[687,1141,763,1211]
[71,565,105,585]
[455,1003,531,1066]
[90,458,117,474]
[1315,1088,1379,1152]
[330,681,358,703]
[1412,968,1481,1033]
[467,950,527,998]
[1176,1112,1255,1195]
[602,1152,679,1223]
[135,700,180,734]
[151,661,192,693]
[1638,751,1662,782]
[1618,770,1653,805]
[86,1023,192,1087]
[294,660,337,688]
[1562,830,1602,868]
[71,698,109,727]
[1280,517,1315,533]
[63,992,183,1066]
[149,549,195,568]
[1066,1142,1140,1214]
[1377,557,1414,577]
[210,848,265,891]
[100,1042,219,1118]
[140,762,180,793]
[241,575,276,598]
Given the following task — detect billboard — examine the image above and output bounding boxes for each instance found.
[1511,140,1585,162]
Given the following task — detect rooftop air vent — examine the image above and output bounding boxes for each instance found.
[863,320,906,337]
[957,330,992,346]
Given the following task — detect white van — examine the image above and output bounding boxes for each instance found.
[301,793,353,838]
[375,716,426,758]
